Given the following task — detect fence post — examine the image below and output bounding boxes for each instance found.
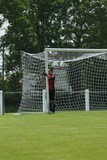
[85,89,90,111]
[0,90,4,115]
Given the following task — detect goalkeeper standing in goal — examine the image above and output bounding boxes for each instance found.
[44,67,55,113]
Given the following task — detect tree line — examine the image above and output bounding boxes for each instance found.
[0,0,107,92]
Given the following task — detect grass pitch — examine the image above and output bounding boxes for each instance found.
[0,111,107,160]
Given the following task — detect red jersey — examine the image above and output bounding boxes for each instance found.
[48,73,55,92]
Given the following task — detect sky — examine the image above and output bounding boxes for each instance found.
[0,14,9,36]
[0,20,9,37]
[0,19,9,71]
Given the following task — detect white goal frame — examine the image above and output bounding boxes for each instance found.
[44,48,107,112]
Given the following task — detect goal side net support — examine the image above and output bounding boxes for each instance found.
[18,48,107,113]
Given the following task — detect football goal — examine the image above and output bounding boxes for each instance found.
[18,48,107,113]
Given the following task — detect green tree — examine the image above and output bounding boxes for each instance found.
[0,0,107,92]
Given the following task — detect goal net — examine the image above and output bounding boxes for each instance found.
[18,48,107,113]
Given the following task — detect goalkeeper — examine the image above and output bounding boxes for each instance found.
[44,67,55,113]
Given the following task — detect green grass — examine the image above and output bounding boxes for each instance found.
[0,111,107,160]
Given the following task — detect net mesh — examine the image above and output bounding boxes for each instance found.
[18,49,107,113]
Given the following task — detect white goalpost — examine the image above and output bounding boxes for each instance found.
[18,48,107,113]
